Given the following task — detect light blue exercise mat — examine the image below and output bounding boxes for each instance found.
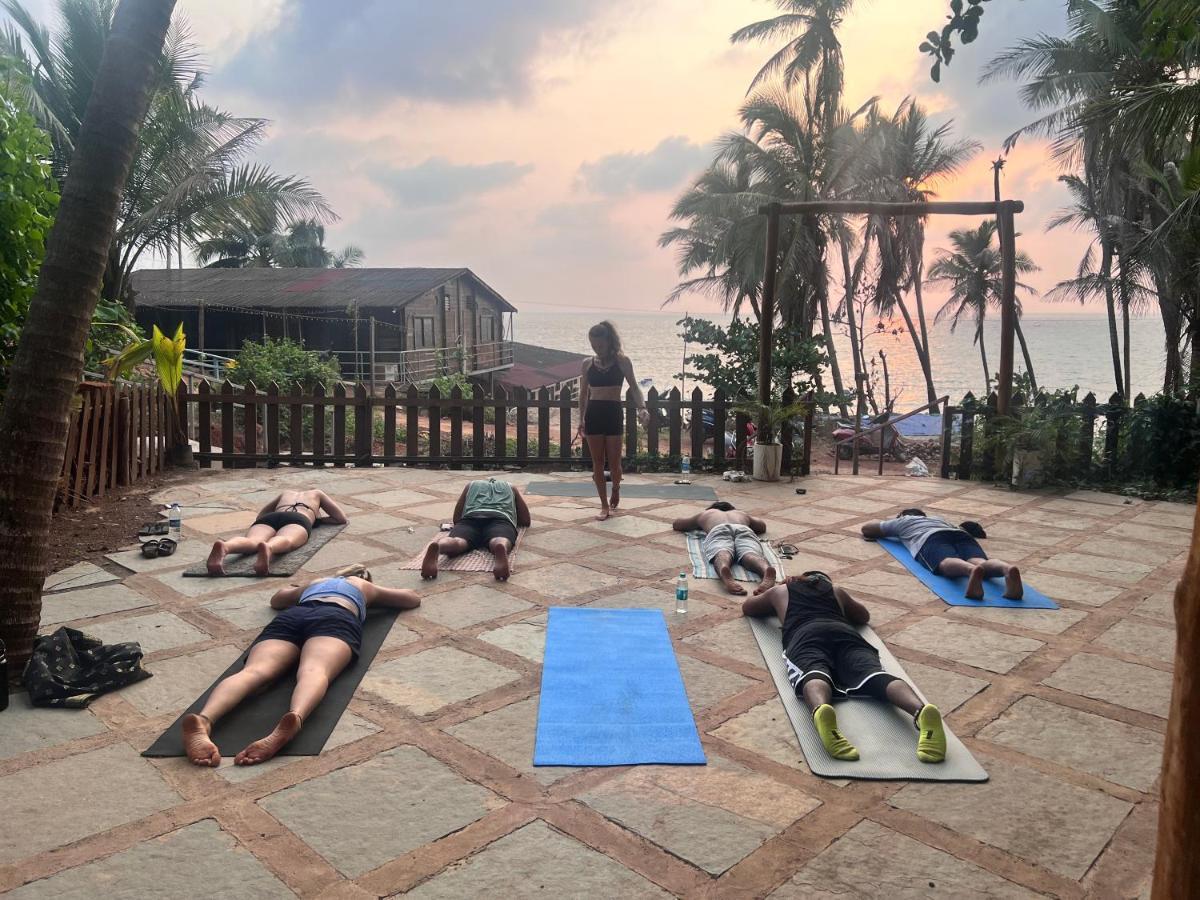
[879,538,1058,610]
[533,607,707,766]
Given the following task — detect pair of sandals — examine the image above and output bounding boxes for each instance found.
[139,521,177,558]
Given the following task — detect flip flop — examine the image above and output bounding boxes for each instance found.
[157,538,177,557]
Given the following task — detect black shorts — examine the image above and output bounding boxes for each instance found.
[783,620,895,699]
[254,510,313,535]
[584,400,623,436]
[449,517,518,551]
[254,603,363,658]
[916,531,986,572]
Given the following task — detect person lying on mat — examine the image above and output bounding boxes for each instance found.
[671,501,775,596]
[421,477,532,582]
[207,489,348,577]
[860,508,1022,600]
[181,569,420,767]
[742,570,946,764]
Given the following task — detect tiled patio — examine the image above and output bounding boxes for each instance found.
[1,467,1188,897]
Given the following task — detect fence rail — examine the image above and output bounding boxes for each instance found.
[59,381,171,507]
[183,380,814,474]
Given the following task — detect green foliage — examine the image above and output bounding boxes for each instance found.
[678,316,826,400]
[0,92,58,391]
[1120,394,1200,492]
[982,389,1082,485]
[430,371,473,398]
[232,337,341,391]
[920,0,995,81]
[86,298,144,375]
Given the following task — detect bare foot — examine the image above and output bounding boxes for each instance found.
[421,542,441,580]
[182,713,220,767]
[492,543,511,581]
[610,484,621,509]
[206,541,227,576]
[965,566,985,600]
[596,506,611,522]
[718,563,747,595]
[234,711,303,766]
[1003,566,1024,600]
[753,566,778,596]
[253,542,271,577]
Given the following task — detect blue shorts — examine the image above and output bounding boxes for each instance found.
[916,531,987,572]
[254,603,363,658]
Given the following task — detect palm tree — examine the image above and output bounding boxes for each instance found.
[926,221,1039,394]
[1,0,333,301]
[0,0,176,670]
[197,216,365,269]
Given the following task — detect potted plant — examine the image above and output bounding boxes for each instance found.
[105,323,193,465]
[734,398,809,482]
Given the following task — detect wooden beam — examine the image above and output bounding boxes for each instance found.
[996,204,1017,415]
[1153,494,1200,898]
[757,203,781,422]
[758,199,1024,216]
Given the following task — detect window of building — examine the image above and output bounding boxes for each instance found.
[480,313,497,343]
[413,316,435,348]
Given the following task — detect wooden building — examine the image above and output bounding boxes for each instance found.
[130,267,516,387]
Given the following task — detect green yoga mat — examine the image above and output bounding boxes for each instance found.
[182,522,345,577]
[142,605,399,758]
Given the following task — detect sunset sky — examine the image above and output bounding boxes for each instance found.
[12,0,1091,317]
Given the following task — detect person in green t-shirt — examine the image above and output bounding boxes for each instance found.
[421,477,532,581]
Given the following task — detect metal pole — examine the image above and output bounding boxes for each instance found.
[197,301,205,354]
[757,204,781,428]
[997,202,1017,415]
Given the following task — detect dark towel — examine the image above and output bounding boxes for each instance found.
[23,627,152,708]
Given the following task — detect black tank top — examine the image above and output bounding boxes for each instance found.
[588,358,625,388]
[781,572,847,647]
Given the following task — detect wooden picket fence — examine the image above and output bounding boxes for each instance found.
[58,381,171,507]
[183,380,814,475]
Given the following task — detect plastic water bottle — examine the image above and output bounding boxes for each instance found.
[168,503,182,541]
[675,573,689,614]
[681,456,691,476]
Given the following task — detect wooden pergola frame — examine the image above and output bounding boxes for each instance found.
[756,199,1025,417]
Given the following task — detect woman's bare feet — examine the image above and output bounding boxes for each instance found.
[1003,566,1024,600]
[253,542,272,577]
[718,563,747,595]
[421,542,441,580]
[492,542,511,581]
[206,542,227,576]
[965,566,985,600]
[234,711,303,765]
[182,713,220,767]
[596,506,611,521]
[752,566,778,595]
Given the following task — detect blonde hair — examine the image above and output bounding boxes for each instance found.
[588,320,622,361]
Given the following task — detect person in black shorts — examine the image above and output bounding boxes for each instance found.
[207,488,348,576]
[741,571,946,764]
[421,478,532,581]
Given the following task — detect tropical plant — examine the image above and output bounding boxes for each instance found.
[0,0,333,301]
[196,216,364,269]
[732,398,811,444]
[677,315,827,401]
[0,0,176,671]
[926,220,1039,393]
[232,337,341,391]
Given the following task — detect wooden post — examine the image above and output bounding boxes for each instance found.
[353,382,372,467]
[449,385,464,466]
[690,387,705,466]
[383,383,397,461]
[1079,391,1097,478]
[757,203,781,429]
[495,385,508,461]
[312,383,327,466]
[537,387,551,459]
[289,382,303,462]
[939,402,954,479]
[405,385,420,461]
[996,202,1017,416]
[515,387,529,461]
[647,387,661,459]
[1104,392,1123,478]
[428,385,442,462]
[266,382,280,464]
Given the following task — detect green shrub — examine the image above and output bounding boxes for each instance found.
[232,337,341,391]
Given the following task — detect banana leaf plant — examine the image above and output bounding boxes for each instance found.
[104,323,188,446]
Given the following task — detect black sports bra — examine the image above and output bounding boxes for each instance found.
[588,358,625,388]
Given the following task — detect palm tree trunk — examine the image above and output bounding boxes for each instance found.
[1100,242,1124,399]
[1014,318,1038,396]
[911,271,939,406]
[892,296,932,408]
[840,242,865,411]
[0,0,177,670]
[1122,296,1132,402]
[817,277,849,417]
[976,321,991,395]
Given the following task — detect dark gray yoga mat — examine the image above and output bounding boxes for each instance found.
[142,606,399,758]
[747,615,988,782]
[182,522,346,577]
[526,481,718,501]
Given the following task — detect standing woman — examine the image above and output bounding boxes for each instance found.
[577,321,649,520]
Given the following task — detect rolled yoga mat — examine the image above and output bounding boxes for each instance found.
[526,481,718,501]
[534,607,706,766]
[142,605,400,758]
[878,538,1058,610]
[182,522,346,577]
[747,614,988,782]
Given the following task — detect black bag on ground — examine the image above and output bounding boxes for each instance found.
[23,627,152,708]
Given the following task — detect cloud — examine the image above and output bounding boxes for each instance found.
[577,136,712,196]
[214,0,617,108]
[373,158,534,208]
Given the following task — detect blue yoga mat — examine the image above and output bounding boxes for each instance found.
[879,539,1058,610]
[534,607,707,766]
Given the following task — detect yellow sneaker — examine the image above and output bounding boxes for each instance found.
[916,704,946,763]
[813,704,859,761]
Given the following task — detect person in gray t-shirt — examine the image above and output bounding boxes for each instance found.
[861,508,1023,600]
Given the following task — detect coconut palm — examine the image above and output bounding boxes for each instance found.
[197,216,364,269]
[926,221,1039,394]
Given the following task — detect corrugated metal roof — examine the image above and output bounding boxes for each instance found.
[129,267,517,312]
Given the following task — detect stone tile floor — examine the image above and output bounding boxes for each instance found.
[1,467,1188,897]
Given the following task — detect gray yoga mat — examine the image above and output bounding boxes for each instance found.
[526,481,718,501]
[182,522,346,577]
[142,605,399,758]
[747,615,988,782]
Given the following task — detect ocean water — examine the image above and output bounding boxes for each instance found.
[512,310,1167,405]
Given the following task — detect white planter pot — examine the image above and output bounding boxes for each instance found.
[752,441,783,482]
[1011,449,1043,489]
